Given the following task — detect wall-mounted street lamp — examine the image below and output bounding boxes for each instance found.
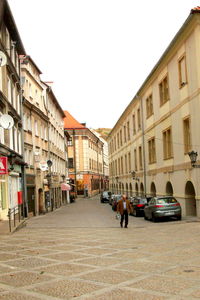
[188,150,200,168]
[131,171,140,181]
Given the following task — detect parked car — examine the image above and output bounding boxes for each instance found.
[100,191,111,203]
[112,194,122,211]
[131,197,152,217]
[144,196,182,222]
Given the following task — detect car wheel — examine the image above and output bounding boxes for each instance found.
[177,215,182,220]
[152,213,157,222]
[144,213,148,220]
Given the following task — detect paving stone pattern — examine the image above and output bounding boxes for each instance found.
[0,196,200,299]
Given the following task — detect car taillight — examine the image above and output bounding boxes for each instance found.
[172,203,180,206]
[154,205,164,208]
[137,204,144,207]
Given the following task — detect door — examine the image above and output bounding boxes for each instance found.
[27,187,35,215]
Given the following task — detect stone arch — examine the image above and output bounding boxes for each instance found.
[150,182,156,196]
[166,181,173,196]
[185,181,196,216]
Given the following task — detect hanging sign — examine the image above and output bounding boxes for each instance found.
[0,157,8,175]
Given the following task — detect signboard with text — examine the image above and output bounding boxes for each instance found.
[0,157,8,175]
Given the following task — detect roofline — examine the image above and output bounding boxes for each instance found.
[41,81,65,118]
[2,0,26,54]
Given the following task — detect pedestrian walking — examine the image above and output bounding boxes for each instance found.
[117,194,132,228]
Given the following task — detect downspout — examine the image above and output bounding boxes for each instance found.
[73,129,77,198]
[140,95,147,197]
[19,59,28,218]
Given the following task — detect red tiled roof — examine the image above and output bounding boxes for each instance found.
[63,111,85,129]
[191,6,200,14]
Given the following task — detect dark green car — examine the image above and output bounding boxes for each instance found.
[144,196,182,222]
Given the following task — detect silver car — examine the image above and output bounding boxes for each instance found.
[144,196,182,222]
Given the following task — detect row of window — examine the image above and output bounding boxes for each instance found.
[109,152,131,176]
[23,113,65,152]
[88,139,102,154]
[24,146,66,174]
[110,117,191,175]
[89,159,103,172]
[109,55,187,154]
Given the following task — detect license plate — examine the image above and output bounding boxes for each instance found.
[165,211,174,215]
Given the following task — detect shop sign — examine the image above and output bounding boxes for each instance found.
[0,157,8,175]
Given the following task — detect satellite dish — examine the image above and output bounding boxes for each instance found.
[0,51,7,67]
[0,114,14,129]
[39,163,48,171]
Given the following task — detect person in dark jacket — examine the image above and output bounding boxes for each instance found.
[117,195,132,228]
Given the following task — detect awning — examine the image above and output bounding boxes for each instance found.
[61,183,71,191]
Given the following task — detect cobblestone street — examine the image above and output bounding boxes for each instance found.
[1,195,200,299]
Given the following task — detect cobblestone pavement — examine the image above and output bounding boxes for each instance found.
[1,195,200,299]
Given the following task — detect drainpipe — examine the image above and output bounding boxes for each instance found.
[19,58,28,218]
[73,129,77,198]
[140,95,147,197]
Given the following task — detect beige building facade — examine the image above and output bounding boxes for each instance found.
[21,56,67,215]
[108,7,200,217]
[64,111,104,198]
[0,0,26,221]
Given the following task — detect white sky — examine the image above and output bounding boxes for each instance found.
[8,0,198,129]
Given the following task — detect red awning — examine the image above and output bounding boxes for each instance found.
[61,183,71,191]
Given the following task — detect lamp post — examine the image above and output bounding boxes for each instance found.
[188,151,200,168]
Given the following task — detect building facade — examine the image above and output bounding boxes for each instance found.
[0,0,26,220]
[91,129,109,191]
[64,111,104,198]
[108,7,200,217]
[20,56,49,215]
[21,56,67,215]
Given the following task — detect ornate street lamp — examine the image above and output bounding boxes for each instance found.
[188,151,200,168]
[131,171,140,181]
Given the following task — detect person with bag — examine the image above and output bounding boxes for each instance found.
[117,194,132,228]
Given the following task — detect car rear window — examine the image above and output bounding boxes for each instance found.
[157,198,178,204]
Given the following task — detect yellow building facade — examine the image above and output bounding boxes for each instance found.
[108,7,200,217]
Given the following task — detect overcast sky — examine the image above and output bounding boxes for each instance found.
[8,0,198,129]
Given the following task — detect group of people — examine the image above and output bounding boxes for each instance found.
[116,194,133,228]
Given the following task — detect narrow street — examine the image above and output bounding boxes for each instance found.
[0,195,200,299]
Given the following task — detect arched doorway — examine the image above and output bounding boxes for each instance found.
[140,183,144,197]
[166,181,173,196]
[185,181,196,216]
[129,183,133,197]
[38,188,43,214]
[135,183,139,196]
[150,182,156,196]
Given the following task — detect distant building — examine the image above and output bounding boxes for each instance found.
[91,129,109,191]
[64,111,104,197]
